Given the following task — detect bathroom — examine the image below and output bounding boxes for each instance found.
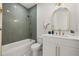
[0,3,79,56]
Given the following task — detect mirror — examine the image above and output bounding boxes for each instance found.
[51,7,71,31]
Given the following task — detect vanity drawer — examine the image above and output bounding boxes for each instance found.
[60,38,79,48]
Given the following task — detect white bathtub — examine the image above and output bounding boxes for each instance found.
[2,39,35,56]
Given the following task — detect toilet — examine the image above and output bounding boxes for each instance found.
[31,36,43,56]
[31,43,41,56]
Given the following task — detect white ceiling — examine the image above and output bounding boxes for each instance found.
[20,3,36,9]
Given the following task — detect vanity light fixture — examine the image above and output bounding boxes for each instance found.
[55,3,64,7]
[55,3,62,6]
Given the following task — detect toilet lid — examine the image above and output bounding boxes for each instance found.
[31,43,41,48]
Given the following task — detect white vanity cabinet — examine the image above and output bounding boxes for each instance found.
[43,35,79,56]
[60,39,79,56]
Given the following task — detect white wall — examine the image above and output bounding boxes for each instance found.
[77,4,79,35]
[37,3,79,43]
[37,3,55,43]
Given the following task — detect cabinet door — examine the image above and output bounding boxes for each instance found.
[60,45,79,56]
[43,37,57,56]
[60,39,79,56]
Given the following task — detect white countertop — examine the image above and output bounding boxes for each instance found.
[42,34,79,40]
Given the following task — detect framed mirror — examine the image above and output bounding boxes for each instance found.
[51,7,71,31]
